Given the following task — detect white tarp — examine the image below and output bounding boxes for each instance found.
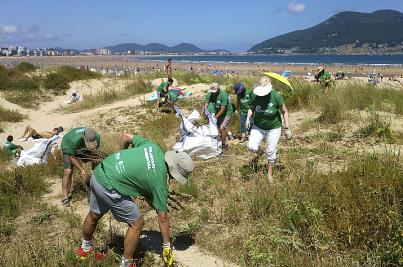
[173,106,222,160]
[16,135,61,167]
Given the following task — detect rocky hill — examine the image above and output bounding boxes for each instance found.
[249,10,403,54]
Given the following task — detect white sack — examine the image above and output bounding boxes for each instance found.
[17,135,61,167]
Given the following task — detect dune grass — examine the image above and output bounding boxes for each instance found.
[60,75,151,113]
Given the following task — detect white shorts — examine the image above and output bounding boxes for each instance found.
[247,126,281,162]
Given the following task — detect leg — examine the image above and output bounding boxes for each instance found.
[248,126,265,171]
[82,211,103,241]
[62,168,73,199]
[240,114,247,142]
[123,217,145,260]
[265,128,282,179]
[62,153,74,200]
[120,133,134,150]
[20,126,30,138]
[219,116,231,146]
[26,126,39,139]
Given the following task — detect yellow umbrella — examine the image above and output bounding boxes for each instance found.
[263,72,293,91]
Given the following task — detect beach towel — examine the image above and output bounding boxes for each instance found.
[173,106,221,160]
[16,135,61,167]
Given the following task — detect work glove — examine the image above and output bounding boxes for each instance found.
[245,118,251,130]
[162,247,174,267]
[285,127,292,140]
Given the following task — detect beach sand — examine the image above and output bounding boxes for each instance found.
[1,55,403,77]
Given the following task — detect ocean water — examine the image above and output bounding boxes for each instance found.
[133,54,403,66]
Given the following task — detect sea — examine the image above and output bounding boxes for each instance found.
[133,54,403,66]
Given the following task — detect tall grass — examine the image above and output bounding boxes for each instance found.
[61,75,151,113]
[0,106,25,123]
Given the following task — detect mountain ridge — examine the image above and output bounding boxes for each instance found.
[249,10,403,54]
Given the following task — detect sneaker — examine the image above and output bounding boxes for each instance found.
[75,247,106,260]
[61,198,70,207]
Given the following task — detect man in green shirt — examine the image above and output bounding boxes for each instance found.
[156,78,174,110]
[76,134,194,267]
[204,83,233,147]
[3,135,23,157]
[246,76,292,181]
[60,127,101,207]
[234,83,253,143]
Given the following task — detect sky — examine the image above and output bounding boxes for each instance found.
[0,0,402,52]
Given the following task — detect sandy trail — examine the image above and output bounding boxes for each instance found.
[1,78,236,267]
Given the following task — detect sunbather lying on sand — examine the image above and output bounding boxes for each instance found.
[19,125,64,141]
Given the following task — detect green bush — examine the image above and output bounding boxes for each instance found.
[43,72,70,92]
[56,65,100,82]
[0,106,25,123]
[13,62,37,73]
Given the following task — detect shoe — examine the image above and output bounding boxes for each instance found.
[61,198,70,207]
[75,247,106,260]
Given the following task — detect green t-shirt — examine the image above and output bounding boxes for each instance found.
[250,90,284,130]
[3,140,17,155]
[167,90,179,102]
[157,82,169,96]
[237,88,252,115]
[205,90,233,117]
[61,127,101,155]
[94,135,169,212]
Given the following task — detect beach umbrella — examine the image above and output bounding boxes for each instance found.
[263,72,293,91]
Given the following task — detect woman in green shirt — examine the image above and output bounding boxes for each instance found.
[246,76,292,181]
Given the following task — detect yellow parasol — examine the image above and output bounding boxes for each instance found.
[263,72,293,91]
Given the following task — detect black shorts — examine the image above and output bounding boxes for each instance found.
[32,133,43,139]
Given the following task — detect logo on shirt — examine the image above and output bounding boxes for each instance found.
[115,153,126,174]
[144,146,156,173]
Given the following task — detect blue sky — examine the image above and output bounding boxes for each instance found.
[0,0,402,51]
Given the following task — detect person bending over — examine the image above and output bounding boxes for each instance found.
[60,127,100,207]
[76,134,194,267]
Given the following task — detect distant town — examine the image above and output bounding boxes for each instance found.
[0,45,232,57]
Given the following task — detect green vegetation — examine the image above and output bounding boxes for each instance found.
[60,75,151,113]
[0,63,103,108]
[0,106,26,131]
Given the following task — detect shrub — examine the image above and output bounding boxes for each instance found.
[43,72,70,92]
[357,108,394,141]
[56,65,100,82]
[13,62,37,73]
[0,106,25,123]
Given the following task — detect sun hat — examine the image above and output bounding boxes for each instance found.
[164,151,194,185]
[233,83,245,94]
[209,83,220,93]
[84,128,97,149]
[253,84,272,96]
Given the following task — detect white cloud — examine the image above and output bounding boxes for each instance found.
[0,26,18,34]
[0,25,65,44]
[288,1,307,13]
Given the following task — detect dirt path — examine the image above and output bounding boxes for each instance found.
[1,78,236,267]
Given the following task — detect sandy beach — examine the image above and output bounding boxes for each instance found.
[1,55,403,77]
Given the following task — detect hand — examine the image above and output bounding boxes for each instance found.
[79,168,86,179]
[285,127,292,140]
[162,247,173,267]
[245,118,251,129]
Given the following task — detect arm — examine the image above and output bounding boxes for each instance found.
[280,104,290,128]
[235,99,240,113]
[215,105,226,120]
[120,133,134,149]
[246,108,254,121]
[157,211,170,243]
[156,94,161,109]
[68,155,86,178]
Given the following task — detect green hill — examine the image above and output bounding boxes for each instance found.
[249,10,403,54]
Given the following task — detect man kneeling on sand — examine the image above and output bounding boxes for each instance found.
[76,133,194,267]
[19,125,64,141]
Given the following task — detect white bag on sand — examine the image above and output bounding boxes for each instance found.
[17,135,61,167]
[174,106,221,160]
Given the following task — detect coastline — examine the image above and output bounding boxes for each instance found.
[1,55,402,77]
